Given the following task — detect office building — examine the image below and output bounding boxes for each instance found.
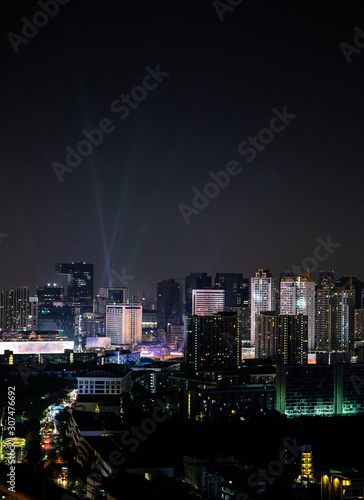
[94,287,128,315]
[192,289,225,316]
[185,273,212,316]
[215,273,247,307]
[250,269,276,345]
[79,312,106,344]
[77,364,131,395]
[106,303,142,345]
[37,284,64,309]
[55,262,94,306]
[27,296,39,331]
[157,279,182,331]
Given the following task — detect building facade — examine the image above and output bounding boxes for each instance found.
[106,303,142,345]
[250,269,276,345]
[192,289,225,317]
[185,313,241,371]
[55,262,94,306]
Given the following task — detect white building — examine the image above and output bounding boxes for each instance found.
[280,273,315,351]
[77,365,131,395]
[250,269,276,345]
[192,289,225,316]
[106,303,142,345]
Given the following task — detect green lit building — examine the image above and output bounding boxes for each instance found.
[276,363,364,417]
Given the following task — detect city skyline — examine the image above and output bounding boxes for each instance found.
[1,1,364,498]
[0,0,363,298]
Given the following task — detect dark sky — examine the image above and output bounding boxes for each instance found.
[0,0,363,296]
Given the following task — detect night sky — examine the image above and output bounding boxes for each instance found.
[0,0,363,296]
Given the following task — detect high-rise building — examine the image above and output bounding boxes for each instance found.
[330,281,355,352]
[98,287,128,303]
[27,296,39,331]
[250,269,276,345]
[185,312,241,371]
[229,306,251,342]
[192,289,225,316]
[0,287,30,331]
[277,314,308,365]
[55,262,94,306]
[185,273,212,316]
[280,272,315,351]
[142,309,157,342]
[355,309,364,341]
[37,284,64,310]
[79,312,106,345]
[316,280,355,352]
[157,279,182,331]
[215,273,247,307]
[94,287,128,315]
[255,312,277,360]
[316,288,331,351]
[336,275,363,309]
[106,303,142,345]
[319,271,335,289]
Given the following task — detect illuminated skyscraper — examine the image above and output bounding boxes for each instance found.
[316,279,355,352]
[280,272,315,351]
[277,314,308,364]
[0,286,29,331]
[330,281,355,352]
[192,289,225,316]
[185,273,212,316]
[255,312,277,360]
[55,262,93,306]
[250,269,276,345]
[316,288,331,351]
[37,284,63,311]
[336,275,363,309]
[106,303,142,345]
[185,312,241,371]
